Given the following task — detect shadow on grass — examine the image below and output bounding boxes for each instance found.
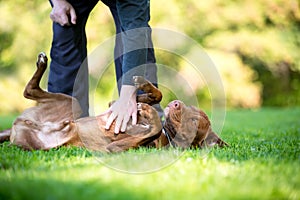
[0,177,144,200]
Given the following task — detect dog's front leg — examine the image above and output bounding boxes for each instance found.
[133,76,162,105]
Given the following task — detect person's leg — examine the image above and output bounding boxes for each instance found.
[48,17,89,117]
[103,0,158,91]
[115,0,150,87]
[48,1,98,117]
[115,0,164,119]
[144,24,158,88]
[104,0,163,118]
[102,0,123,93]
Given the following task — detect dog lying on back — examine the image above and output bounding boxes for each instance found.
[0,53,227,152]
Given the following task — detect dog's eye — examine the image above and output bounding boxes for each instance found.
[191,118,198,122]
[25,120,33,125]
[189,118,199,127]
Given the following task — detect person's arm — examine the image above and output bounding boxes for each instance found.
[105,85,138,134]
[50,0,77,26]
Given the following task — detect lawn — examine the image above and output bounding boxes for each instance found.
[0,108,299,200]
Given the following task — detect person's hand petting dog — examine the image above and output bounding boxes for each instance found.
[50,0,77,26]
[105,85,138,134]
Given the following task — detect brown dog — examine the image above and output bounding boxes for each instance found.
[0,53,227,152]
[155,100,228,148]
[4,53,162,152]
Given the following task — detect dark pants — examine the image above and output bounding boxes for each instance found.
[103,0,158,93]
[48,0,158,117]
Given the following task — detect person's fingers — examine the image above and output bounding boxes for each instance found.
[50,4,76,26]
[131,110,137,126]
[59,13,70,26]
[69,7,77,24]
[114,115,123,134]
[50,12,55,21]
[50,12,69,26]
[105,112,116,130]
[121,114,130,132]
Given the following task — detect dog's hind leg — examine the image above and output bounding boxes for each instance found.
[22,52,66,104]
[23,52,49,101]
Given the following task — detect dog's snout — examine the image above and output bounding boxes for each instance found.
[170,100,181,110]
[174,102,179,109]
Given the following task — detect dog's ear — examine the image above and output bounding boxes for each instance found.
[201,130,229,148]
[172,115,200,148]
[0,129,11,142]
[169,106,209,148]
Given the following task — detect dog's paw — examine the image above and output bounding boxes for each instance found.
[137,103,157,121]
[133,76,147,89]
[37,52,48,68]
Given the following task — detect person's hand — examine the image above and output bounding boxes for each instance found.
[104,85,138,134]
[50,0,77,26]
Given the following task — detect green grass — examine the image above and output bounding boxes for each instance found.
[0,108,299,200]
[0,113,18,130]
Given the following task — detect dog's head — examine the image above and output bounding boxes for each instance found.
[163,100,226,148]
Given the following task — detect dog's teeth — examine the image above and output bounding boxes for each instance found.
[137,103,141,108]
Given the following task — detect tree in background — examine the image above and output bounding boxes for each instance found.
[0,0,299,114]
[168,0,300,107]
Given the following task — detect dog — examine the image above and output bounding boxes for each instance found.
[155,100,228,148]
[0,52,227,152]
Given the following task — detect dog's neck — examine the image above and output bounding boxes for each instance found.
[162,119,178,147]
[162,127,175,147]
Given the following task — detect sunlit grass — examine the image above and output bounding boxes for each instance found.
[0,108,299,199]
[0,113,17,130]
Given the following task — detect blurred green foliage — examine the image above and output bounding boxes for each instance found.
[0,0,299,114]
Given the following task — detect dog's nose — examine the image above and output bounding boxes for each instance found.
[170,100,181,109]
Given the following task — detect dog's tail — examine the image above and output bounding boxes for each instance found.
[0,129,11,142]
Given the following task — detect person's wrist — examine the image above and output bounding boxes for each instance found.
[119,85,137,101]
[51,0,65,2]
[51,0,67,5]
